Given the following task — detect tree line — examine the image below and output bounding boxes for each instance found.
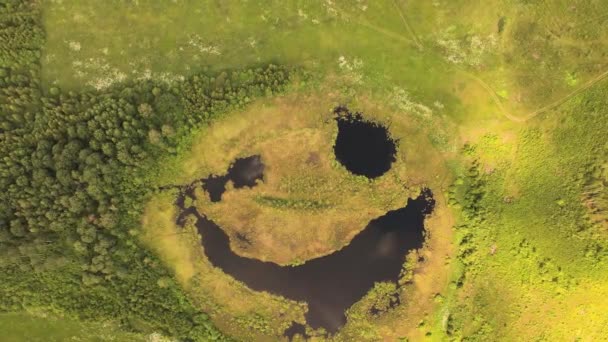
[0,1,293,340]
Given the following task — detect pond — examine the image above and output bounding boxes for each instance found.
[333,107,397,179]
[170,114,431,339]
[174,161,433,338]
[202,155,264,202]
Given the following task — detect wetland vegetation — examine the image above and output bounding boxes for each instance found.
[171,150,434,336]
[2,0,608,341]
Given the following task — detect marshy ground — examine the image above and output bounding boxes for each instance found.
[142,91,455,340]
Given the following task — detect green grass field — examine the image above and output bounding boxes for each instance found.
[1,0,607,341]
[0,312,144,342]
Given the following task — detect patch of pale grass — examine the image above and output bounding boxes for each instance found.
[140,193,195,284]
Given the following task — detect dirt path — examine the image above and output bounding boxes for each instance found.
[454,66,608,123]
[391,0,424,50]
[519,68,608,121]
[338,3,420,48]
[340,2,608,124]
[351,17,414,45]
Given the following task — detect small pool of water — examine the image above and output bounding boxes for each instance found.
[202,155,264,202]
[333,107,397,179]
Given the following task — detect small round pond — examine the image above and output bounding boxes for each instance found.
[333,107,397,179]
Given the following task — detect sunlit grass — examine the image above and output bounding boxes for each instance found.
[141,193,196,284]
[0,312,142,342]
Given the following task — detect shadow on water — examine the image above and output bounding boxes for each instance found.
[283,322,309,340]
[333,107,397,179]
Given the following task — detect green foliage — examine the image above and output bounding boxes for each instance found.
[0,1,41,132]
[364,282,399,315]
[234,313,273,334]
[581,158,608,233]
[439,80,608,340]
[398,250,420,285]
[446,160,488,280]
[254,195,332,211]
[0,2,294,340]
[180,66,289,122]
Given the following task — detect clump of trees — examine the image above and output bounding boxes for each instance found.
[581,160,608,233]
[0,1,294,340]
[0,0,42,133]
[446,159,487,280]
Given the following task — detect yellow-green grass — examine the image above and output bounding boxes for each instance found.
[404,0,608,118]
[428,79,608,340]
[41,0,428,92]
[42,1,608,125]
[0,312,143,342]
[39,0,501,129]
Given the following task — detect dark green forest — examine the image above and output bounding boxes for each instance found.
[0,1,291,339]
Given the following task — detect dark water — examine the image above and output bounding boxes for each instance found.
[175,182,434,338]
[284,322,309,340]
[333,107,397,179]
[202,155,264,202]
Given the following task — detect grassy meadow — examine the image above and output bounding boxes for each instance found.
[27,0,608,341]
[0,312,144,342]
